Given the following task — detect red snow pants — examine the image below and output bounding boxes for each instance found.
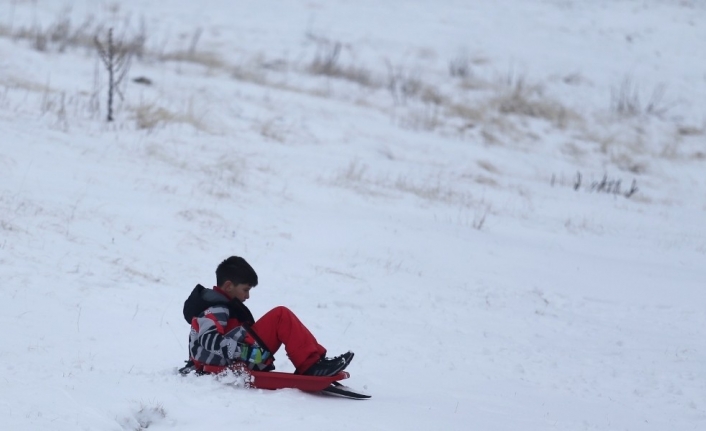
[250,306,326,373]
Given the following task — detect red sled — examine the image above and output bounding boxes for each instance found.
[190,363,371,399]
[201,364,350,392]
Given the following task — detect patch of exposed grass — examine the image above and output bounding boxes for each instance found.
[0,9,145,56]
[1,7,693,173]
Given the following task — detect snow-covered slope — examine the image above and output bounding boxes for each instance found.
[1,1,704,430]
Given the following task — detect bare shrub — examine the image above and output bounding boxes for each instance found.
[95,28,133,121]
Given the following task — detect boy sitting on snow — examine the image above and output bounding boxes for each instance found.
[181,256,353,376]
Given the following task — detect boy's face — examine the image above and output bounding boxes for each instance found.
[223,281,252,302]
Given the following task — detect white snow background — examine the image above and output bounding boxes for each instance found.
[1,0,705,430]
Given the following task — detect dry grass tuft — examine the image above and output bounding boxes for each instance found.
[491,76,576,128]
[307,40,376,87]
[610,77,675,118]
[133,100,206,132]
[448,102,485,124]
[160,49,226,70]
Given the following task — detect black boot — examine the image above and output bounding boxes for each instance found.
[303,351,355,377]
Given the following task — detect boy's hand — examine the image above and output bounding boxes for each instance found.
[239,344,270,365]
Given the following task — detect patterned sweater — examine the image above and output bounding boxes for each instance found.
[184,285,252,367]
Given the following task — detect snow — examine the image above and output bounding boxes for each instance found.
[1,0,705,429]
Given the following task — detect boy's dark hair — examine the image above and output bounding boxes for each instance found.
[216,256,258,287]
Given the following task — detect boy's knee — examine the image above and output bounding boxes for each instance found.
[271,305,291,316]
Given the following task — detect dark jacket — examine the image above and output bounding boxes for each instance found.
[183,285,255,367]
